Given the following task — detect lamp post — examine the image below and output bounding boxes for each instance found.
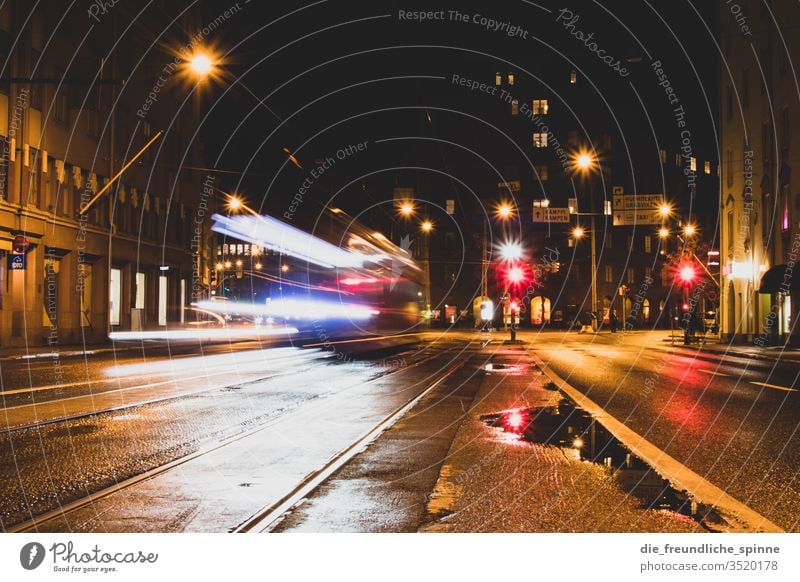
[572,151,600,330]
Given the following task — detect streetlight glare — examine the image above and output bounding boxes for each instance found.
[573,226,585,239]
[577,153,592,169]
[189,52,214,76]
[498,241,523,261]
[495,202,515,220]
[420,220,434,233]
[684,224,697,236]
[399,201,415,217]
[658,227,670,239]
[659,203,672,217]
[227,195,243,211]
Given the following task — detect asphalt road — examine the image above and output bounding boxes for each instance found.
[530,330,800,531]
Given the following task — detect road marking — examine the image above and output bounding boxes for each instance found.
[526,349,784,533]
[698,369,730,377]
[750,381,795,392]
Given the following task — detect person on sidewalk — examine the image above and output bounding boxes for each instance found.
[609,310,619,333]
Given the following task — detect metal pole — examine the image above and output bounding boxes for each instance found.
[591,213,597,330]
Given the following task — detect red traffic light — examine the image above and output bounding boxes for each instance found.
[678,264,696,283]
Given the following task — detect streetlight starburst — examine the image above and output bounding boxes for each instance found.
[498,241,523,261]
[495,201,515,220]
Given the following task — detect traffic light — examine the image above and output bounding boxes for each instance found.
[507,265,525,284]
[678,264,696,284]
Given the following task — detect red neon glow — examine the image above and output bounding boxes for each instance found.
[679,265,695,283]
[340,277,379,286]
[507,266,525,284]
[506,410,524,429]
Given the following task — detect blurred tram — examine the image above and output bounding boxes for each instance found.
[201,208,424,333]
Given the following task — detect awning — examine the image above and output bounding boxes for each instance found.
[758,264,799,293]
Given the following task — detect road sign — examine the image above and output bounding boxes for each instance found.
[9,253,25,270]
[497,180,521,192]
[532,207,570,223]
[612,194,665,225]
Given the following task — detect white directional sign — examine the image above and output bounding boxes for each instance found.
[612,194,665,225]
[532,207,570,223]
[497,180,521,192]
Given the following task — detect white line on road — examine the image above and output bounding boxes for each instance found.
[750,381,795,392]
[697,369,730,377]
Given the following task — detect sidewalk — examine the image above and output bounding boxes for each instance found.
[659,330,800,365]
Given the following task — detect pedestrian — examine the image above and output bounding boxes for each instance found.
[610,310,618,333]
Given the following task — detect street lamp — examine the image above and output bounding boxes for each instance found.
[495,201,515,220]
[572,226,585,240]
[399,201,415,218]
[572,150,599,328]
[420,220,434,233]
[188,52,214,77]
[683,223,697,237]
[659,203,672,218]
[658,227,670,239]
[498,241,523,261]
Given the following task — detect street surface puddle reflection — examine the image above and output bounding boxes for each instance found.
[481,401,726,530]
[483,363,527,375]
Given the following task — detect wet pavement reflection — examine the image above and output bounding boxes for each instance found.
[481,398,726,531]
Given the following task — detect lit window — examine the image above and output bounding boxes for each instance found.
[535,165,548,181]
[627,268,635,284]
[644,236,651,253]
[675,153,682,167]
[570,70,577,84]
[511,99,519,115]
[532,99,548,115]
[533,132,548,148]
[660,149,667,164]
[690,157,697,172]
[704,160,711,174]
[605,265,613,283]
[507,73,515,85]
[567,130,579,147]
[446,199,455,215]
[495,72,502,86]
[645,266,652,280]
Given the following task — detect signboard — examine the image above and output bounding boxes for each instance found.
[532,207,570,223]
[497,180,521,192]
[9,253,25,270]
[612,194,665,225]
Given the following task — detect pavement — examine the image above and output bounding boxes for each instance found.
[276,335,706,533]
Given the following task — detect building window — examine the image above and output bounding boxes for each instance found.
[645,266,652,281]
[704,160,711,174]
[690,157,697,172]
[675,153,682,167]
[511,99,519,115]
[604,265,613,283]
[644,236,651,253]
[533,132,547,148]
[660,149,667,164]
[53,93,68,123]
[567,129,579,147]
[570,70,577,84]
[495,72,502,86]
[535,165,548,181]
[446,199,455,215]
[532,99,548,115]
[604,236,612,249]
[727,210,734,251]
[507,73,515,85]
[627,268,635,284]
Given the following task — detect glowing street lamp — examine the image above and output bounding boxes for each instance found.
[659,203,672,218]
[495,201,515,220]
[399,201,415,217]
[420,220,434,233]
[498,241,523,261]
[189,52,214,77]
[227,194,244,212]
[658,227,670,239]
[683,224,697,237]
[572,226,585,239]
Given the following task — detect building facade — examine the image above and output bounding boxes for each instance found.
[0,2,206,347]
[719,0,800,345]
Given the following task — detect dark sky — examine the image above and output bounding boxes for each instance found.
[197,0,720,226]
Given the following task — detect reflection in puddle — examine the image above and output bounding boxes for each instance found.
[481,400,725,530]
[483,363,527,375]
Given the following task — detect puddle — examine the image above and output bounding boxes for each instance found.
[480,400,726,531]
[483,363,527,375]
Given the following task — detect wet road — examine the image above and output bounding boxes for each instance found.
[531,330,800,531]
[0,333,463,531]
